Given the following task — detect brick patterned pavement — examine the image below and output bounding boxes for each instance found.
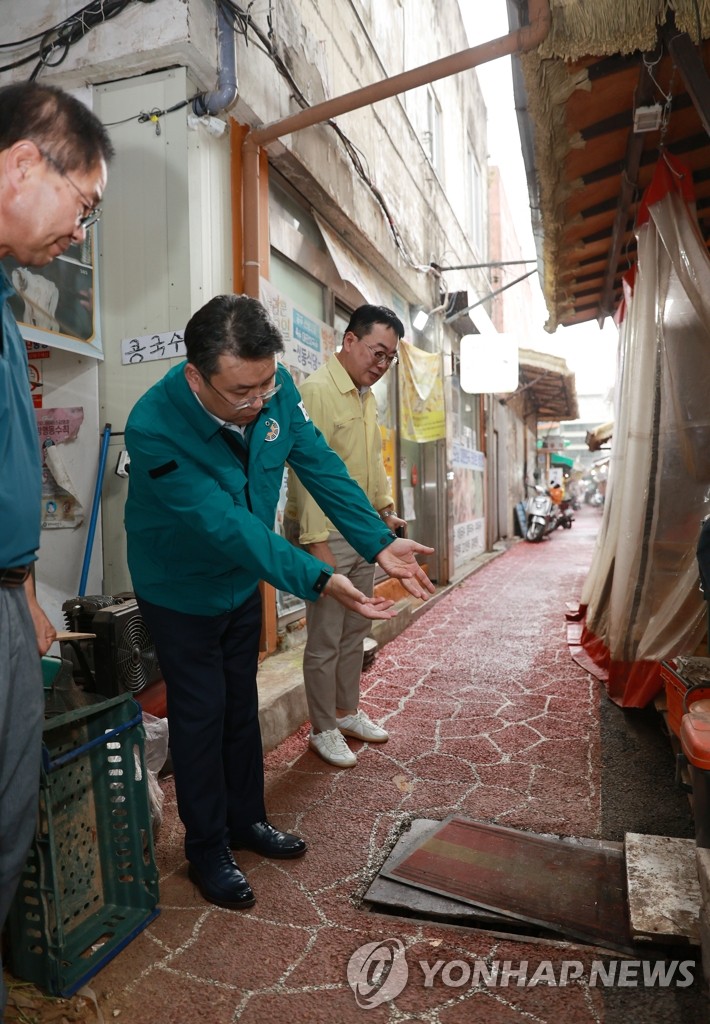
[6,507,705,1022]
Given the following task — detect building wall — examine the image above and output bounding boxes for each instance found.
[1,3,226,620]
[0,0,218,91]
[486,169,538,539]
[488,166,535,337]
[232,0,494,579]
[2,0,490,310]
[94,68,233,595]
[2,0,538,615]
[229,0,491,310]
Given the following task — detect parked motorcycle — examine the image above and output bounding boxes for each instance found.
[525,487,555,542]
[524,488,574,541]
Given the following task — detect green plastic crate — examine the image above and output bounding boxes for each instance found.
[41,656,63,689]
[7,694,160,996]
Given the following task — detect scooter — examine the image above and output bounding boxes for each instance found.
[525,487,555,542]
[556,498,575,530]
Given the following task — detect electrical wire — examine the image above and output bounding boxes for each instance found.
[0,0,157,79]
[103,98,197,130]
[2,0,190,137]
[642,45,672,104]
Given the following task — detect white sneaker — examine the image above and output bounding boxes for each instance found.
[309,728,357,767]
[336,710,389,743]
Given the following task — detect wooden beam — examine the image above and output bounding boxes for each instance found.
[597,62,656,323]
[664,25,710,137]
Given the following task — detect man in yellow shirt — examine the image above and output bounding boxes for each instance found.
[286,305,407,766]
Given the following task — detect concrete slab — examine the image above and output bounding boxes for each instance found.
[625,832,701,944]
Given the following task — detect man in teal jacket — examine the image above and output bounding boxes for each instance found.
[125,294,434,910]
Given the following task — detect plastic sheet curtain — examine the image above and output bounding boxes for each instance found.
[574,152,710,706]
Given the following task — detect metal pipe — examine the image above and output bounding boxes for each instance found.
[79,423,112,597]
[249,0,551,147]
[193,4,238,117]
[242,136,261,296]
[445,269,537,323]
[439,259,538,270]
[241,0,551,296]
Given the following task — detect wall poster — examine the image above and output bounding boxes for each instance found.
[1,228,103,359]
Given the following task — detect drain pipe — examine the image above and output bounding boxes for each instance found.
[241,0,551,296]
[193,4,238,116]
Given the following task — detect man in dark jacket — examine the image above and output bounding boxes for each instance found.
[125,293,434,910]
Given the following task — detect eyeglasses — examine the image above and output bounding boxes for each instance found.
[360,340,398,367]
[39,148,102,230]
[201,373,281,412]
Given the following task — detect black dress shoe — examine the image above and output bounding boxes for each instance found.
[188,847,256,909]
[230,820,307,859]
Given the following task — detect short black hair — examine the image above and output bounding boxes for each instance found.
[184,294,285,377]
[345,304,405,341]
[0,82,114,174]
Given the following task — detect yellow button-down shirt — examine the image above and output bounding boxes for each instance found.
[285,354,393,545]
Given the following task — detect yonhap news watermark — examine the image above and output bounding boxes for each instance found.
[347,939,697,1010]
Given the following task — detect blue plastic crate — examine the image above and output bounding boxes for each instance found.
[7,694,160,996]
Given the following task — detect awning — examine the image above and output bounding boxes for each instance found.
[511,1,710,331]
[551,453,575,469]
[586,421,614,451]
[516,348,579,421]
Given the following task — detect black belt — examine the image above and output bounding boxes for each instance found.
[0,565,31,588]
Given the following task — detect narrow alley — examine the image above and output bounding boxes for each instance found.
[14,506,695,1024]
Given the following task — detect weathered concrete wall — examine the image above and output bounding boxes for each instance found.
[488,166,536,338]
[4,0,491,308]
[252,0,490,307]
[2,0,217,91]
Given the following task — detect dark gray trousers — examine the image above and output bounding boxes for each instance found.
[0,588,43,1020]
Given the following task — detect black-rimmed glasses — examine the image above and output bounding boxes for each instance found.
[360,340,398,367]
[201,373,281,412]
[39,148,102,229]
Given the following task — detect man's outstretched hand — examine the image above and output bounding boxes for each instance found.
[323,573,396,619]
[375,538,435,601]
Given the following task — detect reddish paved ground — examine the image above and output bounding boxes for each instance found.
[5,507,705,1022]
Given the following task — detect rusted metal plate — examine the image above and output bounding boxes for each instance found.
[381,815,632,950]
[625,833,701,944]
[365,819,512,925]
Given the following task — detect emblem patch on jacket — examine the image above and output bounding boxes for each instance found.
[298,401,310,422]
[264,418,280,441]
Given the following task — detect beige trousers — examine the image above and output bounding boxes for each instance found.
[303,532,375,733]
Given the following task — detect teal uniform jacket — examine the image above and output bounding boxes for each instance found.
[0,267,42,567]
[125,362,396,615]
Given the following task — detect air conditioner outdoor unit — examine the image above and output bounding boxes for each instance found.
[61,594,161,697]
